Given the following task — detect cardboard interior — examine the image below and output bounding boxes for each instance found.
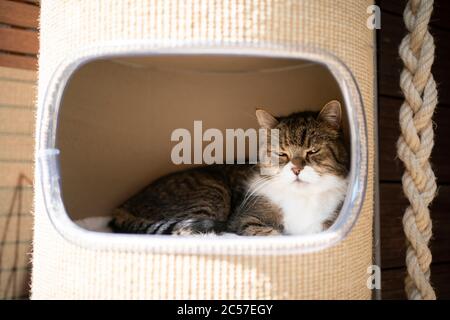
[57,55,346,221]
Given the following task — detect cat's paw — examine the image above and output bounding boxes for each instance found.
[171,218,222,236]
[172,226,197,236]
[240,225,281,236]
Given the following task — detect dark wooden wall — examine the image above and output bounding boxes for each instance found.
[378,0,450,299]
[0,0,39,70]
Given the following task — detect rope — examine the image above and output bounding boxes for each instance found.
[397,0,438,300]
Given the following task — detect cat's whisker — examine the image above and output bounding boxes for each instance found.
[239,181,266,211]
[241,180,275,211]
[242,177,272,200]
[239,177,273,212]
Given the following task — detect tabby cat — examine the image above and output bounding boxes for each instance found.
[110,100,349,236]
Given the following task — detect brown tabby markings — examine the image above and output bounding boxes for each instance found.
[110,101,349,236]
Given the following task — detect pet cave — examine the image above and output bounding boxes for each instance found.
[57,55,354,224]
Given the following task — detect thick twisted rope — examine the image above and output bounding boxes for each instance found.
[397,0,438,300]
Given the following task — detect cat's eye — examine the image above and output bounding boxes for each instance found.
[273,151,288,157]
[307,148,320,155]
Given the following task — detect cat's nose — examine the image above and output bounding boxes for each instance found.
[291,167,302,176]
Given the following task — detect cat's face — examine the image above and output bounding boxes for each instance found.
[256,101,349,191]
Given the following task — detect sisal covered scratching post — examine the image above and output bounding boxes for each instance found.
[32,0,375,299]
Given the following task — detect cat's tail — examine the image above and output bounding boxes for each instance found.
[110,208,227,235]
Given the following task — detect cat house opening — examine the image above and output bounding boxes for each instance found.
[51,54,363,239]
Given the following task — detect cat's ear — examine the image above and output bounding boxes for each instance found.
[256,108,279,129]
[318,100,342,129]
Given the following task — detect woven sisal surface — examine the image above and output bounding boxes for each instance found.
[32,0,375,299]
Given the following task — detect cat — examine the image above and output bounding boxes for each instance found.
[110,100,349,236]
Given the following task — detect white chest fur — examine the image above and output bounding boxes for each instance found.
[255,169,348,235]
